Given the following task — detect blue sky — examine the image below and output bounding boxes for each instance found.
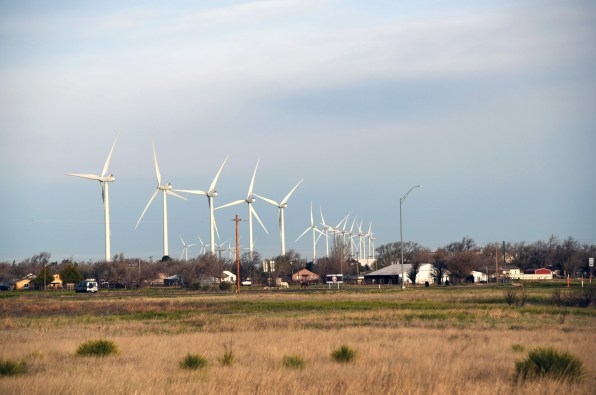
[1,0,595,263]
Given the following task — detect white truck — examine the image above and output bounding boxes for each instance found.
[75,279,99,293]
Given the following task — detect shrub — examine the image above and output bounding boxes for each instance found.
[504,288,517,306]
[282,355,306,369]
[218,344,235,366]
[0,359,26,376]
[551,289,562,306]
[511,344,525,353]
[513,347,584,383]
[180,353,208,370]
[219,282,232,291]
[331,345,357,363]
[76,339,118,357]
[565,286,593,308]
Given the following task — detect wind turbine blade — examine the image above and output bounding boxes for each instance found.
[135,189,159,229]
[320,207,327,226]
[215,199,244,210]
[253,194,279,207]
[101,134,119,178]
[296,227,310,242]
[209,154,229,192]
[214,219,220,241]
[309,202,314,226]
[67,173,101,181]
[175,189,207,196]
[166,190,188,200]
[247,158,260,197]
[180,235,185,246]
[251,205,269,235]
[281,179,303,204]
[152,143,162,186]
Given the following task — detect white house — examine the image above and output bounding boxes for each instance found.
[221,270,236,284]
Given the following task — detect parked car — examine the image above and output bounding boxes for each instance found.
[241,278,252,286]
[75,279,99,293]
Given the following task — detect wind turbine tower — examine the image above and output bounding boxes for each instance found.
[67,134,118,262]
[255,179,303,256]
[216,159,268,259]
[176,155,229,255]
[135,143,187,259]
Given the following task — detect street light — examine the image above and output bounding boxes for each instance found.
[400,185,422,289]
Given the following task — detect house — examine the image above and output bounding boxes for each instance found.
[365,263,450,285]
[291,269,320,284]
[364,264,410,284]
[49,274,63,289]
[513,268,554,281]
[14,273,36,290]
[221,270,236,284]
[163,274,182,287]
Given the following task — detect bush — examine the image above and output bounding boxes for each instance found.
[219,282,232,291]
[565,286,593,308]
[180,353,208,370]
[331,345,357,363]
[282,355,306,369]
[504,287,527,306]
[218,344,235,366]
[513,347,584,383]
[0,359,26,376]
[76,339,118,357]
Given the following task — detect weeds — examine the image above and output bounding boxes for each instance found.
[504,287,527,307]
[331,345,357,363]
[76,339,118,357]
[218,343,235,366]
[0,359,26,376]
[511,344,525,352]
[180,353,208,370]
[282,355,306,369]
[513,347,584,383]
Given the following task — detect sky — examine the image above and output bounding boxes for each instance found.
[1,0,595,264]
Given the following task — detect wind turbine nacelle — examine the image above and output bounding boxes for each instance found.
[207,191,217,197]
[101,175,116,182]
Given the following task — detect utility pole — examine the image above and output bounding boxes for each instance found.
[233,215,242,293]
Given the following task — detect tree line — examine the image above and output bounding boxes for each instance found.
[1,235,594,288]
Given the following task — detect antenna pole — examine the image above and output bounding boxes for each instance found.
[234,215,241,293]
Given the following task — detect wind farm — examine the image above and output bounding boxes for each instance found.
[66,138,378,265]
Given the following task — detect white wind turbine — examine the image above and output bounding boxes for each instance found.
[296,202,323,262]
[319,208,333,258]
[255,179,303,256]
[135,143,187,259]
[179,236,196,261]
[366,222,374,259]
[175,155,229,255]
[197,235,209,255]
[67,134,118,263]
[215,159,268,259]
[348,216,358,256]
[357,218,365,261]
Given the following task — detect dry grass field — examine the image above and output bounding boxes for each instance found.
[1,285,595,394]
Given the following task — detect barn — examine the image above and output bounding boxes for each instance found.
[364,264,411,285]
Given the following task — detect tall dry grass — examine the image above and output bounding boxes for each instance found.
[1,287,594,394]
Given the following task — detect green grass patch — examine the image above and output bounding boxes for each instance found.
[282,354,306,369]
[218,344,235,366]
[76,339,119,357]
[0,358,26,376]
[180,353,208,370]
[331,345,357,363]
[513,347,584,383]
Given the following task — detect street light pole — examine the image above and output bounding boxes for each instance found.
[400,185,422,289]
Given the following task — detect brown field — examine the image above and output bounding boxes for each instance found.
[1,286,595,394]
